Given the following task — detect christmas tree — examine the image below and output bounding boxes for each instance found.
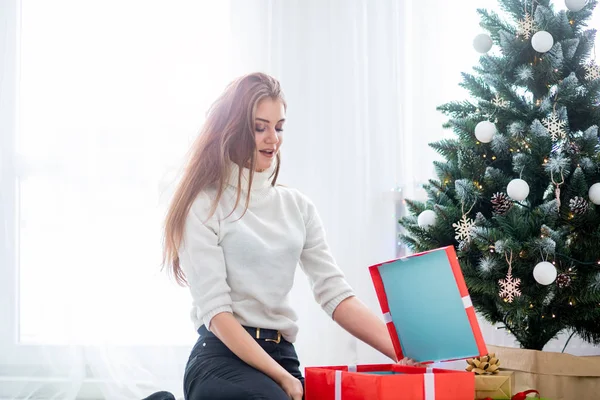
[399,0,600,351]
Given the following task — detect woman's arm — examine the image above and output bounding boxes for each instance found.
[332,296,398,361]
[298,195,355,317]
[209,313,303,398]
[296,194,417,365]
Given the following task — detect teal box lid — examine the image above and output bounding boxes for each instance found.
[369,246,487,363]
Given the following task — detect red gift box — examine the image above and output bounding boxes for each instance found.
[305,246,487,399]
[305,364,474,400]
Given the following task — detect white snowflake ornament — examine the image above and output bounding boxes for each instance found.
[584,62,600,81]
[517,13,535,39]
[542,112,567,141]
[453,214,476,242]
[516,65,534,82]
[499,270,522,303]
[492,94,508,108]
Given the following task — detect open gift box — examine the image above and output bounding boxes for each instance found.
[305,246,488,399]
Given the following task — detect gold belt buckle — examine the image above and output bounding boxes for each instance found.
[265,331,281,344]
[255,328,281,344]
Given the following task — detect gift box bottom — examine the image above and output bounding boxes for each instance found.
[305,364,474,400]
[474,371,514,399]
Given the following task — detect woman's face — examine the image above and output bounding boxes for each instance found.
[253,97,285,172]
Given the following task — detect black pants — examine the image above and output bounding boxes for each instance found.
[184,326,304,399]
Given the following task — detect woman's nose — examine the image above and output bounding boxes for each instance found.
[265,127,279,143]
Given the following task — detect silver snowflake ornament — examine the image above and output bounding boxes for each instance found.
[542,112,567,141]
[584,63,600,81]
[517,13,535,39]
[499,271,521,303]
[453,214,476,242]
[492,94,508,108]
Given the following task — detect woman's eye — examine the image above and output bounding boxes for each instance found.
[255,125,283,133]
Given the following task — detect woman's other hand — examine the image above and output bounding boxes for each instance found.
[277,373,303,400]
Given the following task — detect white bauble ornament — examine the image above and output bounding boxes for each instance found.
[531,31,554,53]
[565,0,588,12]
[589,183,600,205]
[507,179,530,201]
[417,210,437,229]
[473,33,493,54]
[475,121,496,143]
[533,261,557,285]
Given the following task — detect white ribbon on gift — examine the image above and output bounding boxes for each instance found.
[425,368,435,400]
[462,295,473,309]
[333,366,436,399]
[383,312,393,323]
[335,370,342,400]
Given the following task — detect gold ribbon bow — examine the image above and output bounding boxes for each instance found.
[466,353,500,375]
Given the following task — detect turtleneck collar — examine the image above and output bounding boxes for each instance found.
[227,162,276,193]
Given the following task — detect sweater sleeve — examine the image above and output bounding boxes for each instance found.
[299,196,355,318]
[179,192,233,330]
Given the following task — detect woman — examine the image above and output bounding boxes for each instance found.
[163,72,416,400]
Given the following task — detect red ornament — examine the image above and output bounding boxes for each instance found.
[479,389,541,400]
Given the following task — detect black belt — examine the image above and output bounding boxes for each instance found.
[198,325,283,344]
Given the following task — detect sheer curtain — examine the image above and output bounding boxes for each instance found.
[2,0,234,398]
[226,0,408,367]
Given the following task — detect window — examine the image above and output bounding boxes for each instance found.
[1,0,233,396]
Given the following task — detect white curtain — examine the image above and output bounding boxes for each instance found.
[2,0,233,398]
[226,0,409,367]
[1,0,599,399]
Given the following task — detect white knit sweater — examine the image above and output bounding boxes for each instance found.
[179,163,355,343]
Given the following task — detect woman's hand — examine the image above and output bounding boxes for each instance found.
[277,373,304,400]
[397,357,423,366]
[210,313,302,396]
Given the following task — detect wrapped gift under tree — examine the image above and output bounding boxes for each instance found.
[466,353,514,399]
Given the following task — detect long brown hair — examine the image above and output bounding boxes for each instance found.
[162,72,286,285]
